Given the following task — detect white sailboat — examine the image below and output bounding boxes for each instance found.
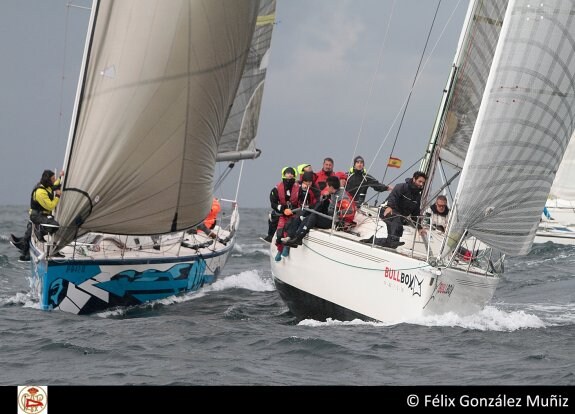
[535,131,575,245]
[28,0,276,315]
[271,0,575,323]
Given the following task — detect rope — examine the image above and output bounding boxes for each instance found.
[361,0,463,187]
[301,239,433,272]
[349,0,397,167]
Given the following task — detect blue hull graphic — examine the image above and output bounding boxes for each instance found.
[31,247,231,315]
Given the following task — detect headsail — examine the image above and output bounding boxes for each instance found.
[421,0,508,178]
[217,0,276,162]
[446,0,575,256]
[55,0,262,248]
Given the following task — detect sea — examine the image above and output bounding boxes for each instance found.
[1,205,574,393]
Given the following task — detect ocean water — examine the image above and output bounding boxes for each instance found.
[0,205,574,386]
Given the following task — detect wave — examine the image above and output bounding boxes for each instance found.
[297,305,553,331]
[97,270,275,318]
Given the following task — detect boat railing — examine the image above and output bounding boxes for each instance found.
[34,201,240,260]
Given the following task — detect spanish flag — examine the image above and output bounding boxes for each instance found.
[387,157,402,168]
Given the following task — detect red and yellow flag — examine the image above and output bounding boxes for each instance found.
[387,157,402,168]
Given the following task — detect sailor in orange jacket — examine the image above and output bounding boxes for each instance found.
[195,198,221,238]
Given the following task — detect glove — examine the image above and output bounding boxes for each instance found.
[284,208,293,216]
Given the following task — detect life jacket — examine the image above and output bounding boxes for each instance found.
[336,191,356,223]
[315,169,333,190]
[203,198,221,230]
[30,184,55,214]
[276,181,300,208]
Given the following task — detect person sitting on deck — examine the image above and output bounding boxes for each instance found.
[424,195,450,232]
[361,171,427,249]
[283,175,354,247]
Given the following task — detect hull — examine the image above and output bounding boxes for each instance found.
[271,210,499,324]
[28,206,240,315]
[30,236,233,315]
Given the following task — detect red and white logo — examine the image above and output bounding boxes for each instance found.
[18,386,48,414]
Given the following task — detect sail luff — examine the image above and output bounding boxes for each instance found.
[61,0,99,187]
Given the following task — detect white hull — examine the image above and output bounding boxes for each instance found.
[271,208,499,324]
[29,207,239,315]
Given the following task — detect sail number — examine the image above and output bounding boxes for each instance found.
[66,265,86,273]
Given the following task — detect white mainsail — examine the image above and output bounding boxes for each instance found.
[446,0,575,255]
[55,0,263,248]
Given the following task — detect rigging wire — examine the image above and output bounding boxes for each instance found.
[348,0,396,169]
[57,2,92,146]
[362,0,463,197]
[56,4,72,147]
[379,0,443,188]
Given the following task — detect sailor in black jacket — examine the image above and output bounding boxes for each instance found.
[380,171,427,247]
[361,171,427,248]
[346,156,392,206]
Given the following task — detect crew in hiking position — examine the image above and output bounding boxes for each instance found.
[11,169,65,261]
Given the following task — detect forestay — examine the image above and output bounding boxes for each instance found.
[55,0,262,249]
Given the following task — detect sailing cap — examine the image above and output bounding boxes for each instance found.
[353,156,364,164]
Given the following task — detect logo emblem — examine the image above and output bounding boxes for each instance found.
[18,386,48,414]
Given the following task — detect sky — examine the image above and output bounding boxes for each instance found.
[0,0,469,208]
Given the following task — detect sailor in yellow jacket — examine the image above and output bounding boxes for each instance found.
[11,169,65,261]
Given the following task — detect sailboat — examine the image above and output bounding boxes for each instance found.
[535,131,575,245]
[270,0,575,323]
[28,0,276,315]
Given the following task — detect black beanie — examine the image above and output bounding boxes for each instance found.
[353,155,364,164]
[283,167,296,176]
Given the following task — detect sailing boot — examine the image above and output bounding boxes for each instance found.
[18,252,31,262]
[274,250,282,262]
[10,240,26,251]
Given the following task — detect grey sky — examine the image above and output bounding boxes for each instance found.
[0,0,468,208]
